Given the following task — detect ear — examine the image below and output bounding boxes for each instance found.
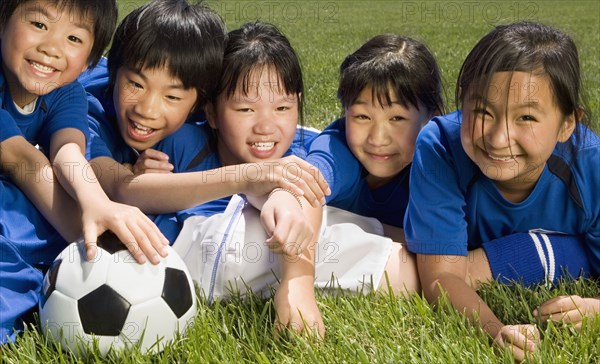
[557,107,581,143]
[205,102,218,129]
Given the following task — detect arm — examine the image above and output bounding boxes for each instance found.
[98,153,329,213]
[0,135,81,241]
[418,254,539,361]
[49,128,168,264]
[249,190,325,338]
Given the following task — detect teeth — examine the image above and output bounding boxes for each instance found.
[488,153,513,161]
[133,122,153,135]
[252,142,274,151]
[30,61,55,73]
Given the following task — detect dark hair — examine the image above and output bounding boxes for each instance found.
[338,34,444,117]
[216,21,304,126]
[107,0,226,109]
[457,21,590,131]
[0,0,117,67]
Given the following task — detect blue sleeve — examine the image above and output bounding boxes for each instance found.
[39,81,90,152]
[305,119,362,204]
[404,117,468,256]
[86,95,115,160]
[0,109,22,142]
[154,123,211,173]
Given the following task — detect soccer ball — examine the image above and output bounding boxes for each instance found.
[39,231,197,356]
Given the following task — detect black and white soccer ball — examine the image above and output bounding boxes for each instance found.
[39,232,197,355]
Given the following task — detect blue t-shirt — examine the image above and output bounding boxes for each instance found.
[306,118,410,227]
[404,111,600,275]
[0,109,22,142]
[1,53,90,154]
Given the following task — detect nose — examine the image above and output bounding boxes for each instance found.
[367,121,391,147]
[253,112,276,135]
[37,33,62,59]
[132,91,160,120]
[484,118,511,150]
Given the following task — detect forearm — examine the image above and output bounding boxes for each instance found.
[419,255,504,339]
[279,198,321,280]
[1,137,81,241]
[113,167,252,213]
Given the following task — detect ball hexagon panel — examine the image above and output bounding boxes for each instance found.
[39,290,83,346]
[78,284,131,336]
[105,251,164,305]
[162,267,194,318]
[54,243,111,300]
[121,297,179,353]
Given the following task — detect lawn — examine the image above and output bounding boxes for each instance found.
[2,1,599,363]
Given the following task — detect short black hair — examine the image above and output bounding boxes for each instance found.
[107,0,226,109]
[216,21,304,126]
[338,34,444,116]
[0,0,117,67]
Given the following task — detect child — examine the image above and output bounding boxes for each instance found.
[0,0,168,265]
[81,1,328,246]
[306,34,444,227]
[404,21,599,361]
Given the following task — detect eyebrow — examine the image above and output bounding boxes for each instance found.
[130,68,187,90]
[23,4,93,34]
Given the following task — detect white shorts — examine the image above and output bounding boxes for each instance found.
[172,195,393,302]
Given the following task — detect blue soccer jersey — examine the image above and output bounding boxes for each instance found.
[306,118,410,227]
[404,111,600,275]
[0,109,22,142]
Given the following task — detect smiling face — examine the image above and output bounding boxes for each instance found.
[113,66,198,151]
[461,71,576,202]
[1,0,94,107]
[208,66,298,166]
[345,86,430,188]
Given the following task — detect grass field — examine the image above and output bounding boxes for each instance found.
[2,1,599,363]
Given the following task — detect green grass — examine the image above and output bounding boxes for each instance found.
[2,1,599,362]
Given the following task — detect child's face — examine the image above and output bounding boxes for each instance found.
[345,86,430,188]
[1,0,94,107]
[461,71,575,201]
[208,67,298,165]
[113,66,198,151]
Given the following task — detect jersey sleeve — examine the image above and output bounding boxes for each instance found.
[38,81,90,152]
[0,109,22,143]
[404,117,469,256]
[306,119,362,204]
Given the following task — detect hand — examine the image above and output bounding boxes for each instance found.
[241,156,330,208]
[493,324,540,362]
[260,191,313,256]
[132,148,174,175]
[81,199,169,265]
[534,295,600,329]
[274,275,324,339]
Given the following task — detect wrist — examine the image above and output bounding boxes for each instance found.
[268,188,303,209]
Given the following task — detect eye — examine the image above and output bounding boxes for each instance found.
[236,108,252,113]
[127,80,143,89]
[166,95,182,101]
[518,114,537,122]
[31,21,47,30]
[354,114,369,120]
[390,115,406,122]
[68,35,82,44]
[276,106,290,111]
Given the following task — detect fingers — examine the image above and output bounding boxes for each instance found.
[134,149,173,174]
[534,295,586,324]
[82,225,100,261]
[279,156,330,208]
[497,325,539,362]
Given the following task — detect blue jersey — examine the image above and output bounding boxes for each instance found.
[404,111,600,275]
[1,54,90,154]
[0,109,22,142]
[152,122,315,242]
[306,118,409,227]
